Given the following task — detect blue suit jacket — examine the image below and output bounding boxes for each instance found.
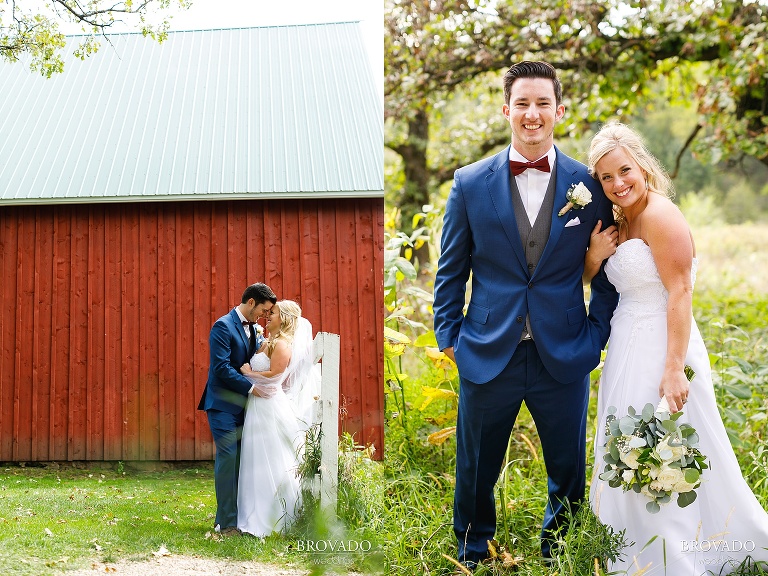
[433,145,619,384]
[198,308,264,413]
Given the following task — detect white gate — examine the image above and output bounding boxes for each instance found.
[312,332,340,521]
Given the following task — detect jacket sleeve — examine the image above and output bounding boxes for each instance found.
[433,171,471,351]
[209,320,253,397]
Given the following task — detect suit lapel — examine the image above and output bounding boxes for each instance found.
[536,146,578,273]
[486,146,527,271]
[230,308,249,354]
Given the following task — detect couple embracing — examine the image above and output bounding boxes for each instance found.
[433,61,768,573]
[198,283,319,537]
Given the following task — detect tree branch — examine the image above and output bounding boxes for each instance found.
[670,123,703,179]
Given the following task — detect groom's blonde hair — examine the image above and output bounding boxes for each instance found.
[267,300,302,354]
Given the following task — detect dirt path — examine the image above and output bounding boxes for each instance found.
[63,555,365,575]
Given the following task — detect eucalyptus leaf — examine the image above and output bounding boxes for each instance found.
[599,470,618,481]
[646,500,661,514]
[684,468,700,484]
[619,417,637,435]
[657,449,673,461]
[642,403,655,421]
[677,491,697,508]
[662,419,678,433]
[629,436,647,448]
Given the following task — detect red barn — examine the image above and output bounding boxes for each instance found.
[0,23,384,462]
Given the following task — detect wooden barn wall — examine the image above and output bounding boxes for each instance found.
[0,198,384,462]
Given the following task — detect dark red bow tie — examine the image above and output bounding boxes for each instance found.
[242,320,255,326]
[509,157,550,176]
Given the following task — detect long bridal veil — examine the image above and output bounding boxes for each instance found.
[245,316,320,430]
[237,316,321,536]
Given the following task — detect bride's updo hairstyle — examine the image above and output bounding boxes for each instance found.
[268,300,302,354]
[588,122,674,226]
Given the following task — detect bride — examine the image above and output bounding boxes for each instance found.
[236,300,319,537]
[584,122,768,574]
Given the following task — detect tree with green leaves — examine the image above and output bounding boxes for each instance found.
[385,0,768,262]
[0,0,189,77]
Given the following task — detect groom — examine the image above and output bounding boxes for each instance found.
[198,282,277,535]
[433,61,619,567]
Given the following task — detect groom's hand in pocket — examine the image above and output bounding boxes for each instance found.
[442,346,456,364]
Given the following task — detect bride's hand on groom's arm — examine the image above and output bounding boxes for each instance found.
[583,220,618,283]
[241,363,254,375]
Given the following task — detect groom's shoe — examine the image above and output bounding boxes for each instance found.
[220,526,241,537]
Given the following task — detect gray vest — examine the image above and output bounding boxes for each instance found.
[510,171,557,339]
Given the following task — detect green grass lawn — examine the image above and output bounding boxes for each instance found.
[0,463,310,575]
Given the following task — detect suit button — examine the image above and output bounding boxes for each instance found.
[527,263,534,270]
[529,240,536,247]
[516,316,523,323]
[528,282,534,289]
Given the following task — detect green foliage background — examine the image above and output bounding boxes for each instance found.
[383,217,768,574]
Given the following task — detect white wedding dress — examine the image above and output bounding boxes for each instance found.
[591,239,768,575]
[237,346,320,537]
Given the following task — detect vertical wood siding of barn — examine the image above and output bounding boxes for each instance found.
[0,198,383,461]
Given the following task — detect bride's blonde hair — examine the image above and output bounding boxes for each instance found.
[588,122,674,227]
[267,300,302,355]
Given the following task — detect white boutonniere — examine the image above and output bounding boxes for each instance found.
[558,182,592,217]
[254,324,264,335]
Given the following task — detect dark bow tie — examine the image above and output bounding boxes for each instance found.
[509,157,550,176]
[242,320,255,326]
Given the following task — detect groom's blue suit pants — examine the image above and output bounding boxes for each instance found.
[454,340,589,563]
[207,409,245,529]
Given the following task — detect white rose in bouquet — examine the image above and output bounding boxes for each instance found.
[656,438,685,462]
[673,479,696,493]
[658,467,686,490]
[621,448,641,469]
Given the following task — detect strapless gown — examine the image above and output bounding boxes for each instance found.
[590,239,768,574]
[237,352,302,537]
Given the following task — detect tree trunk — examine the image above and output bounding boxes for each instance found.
[397,108,431,266]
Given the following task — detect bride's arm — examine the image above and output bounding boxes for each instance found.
[583,220,618,283]
[646,201,694,414]
[241,341,291,397]
[254,340,291,379]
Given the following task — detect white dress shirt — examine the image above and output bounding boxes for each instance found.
[235,307,254,338]
[509,146,556,227]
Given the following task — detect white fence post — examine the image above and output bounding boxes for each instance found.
[312,332,340,523]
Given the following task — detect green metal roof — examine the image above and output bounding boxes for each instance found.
[0,22,383,205]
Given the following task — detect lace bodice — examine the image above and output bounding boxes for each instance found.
[605,238,697,313]
[250,352,271,372]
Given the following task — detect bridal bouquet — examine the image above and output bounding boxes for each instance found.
[598,366,708,513]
